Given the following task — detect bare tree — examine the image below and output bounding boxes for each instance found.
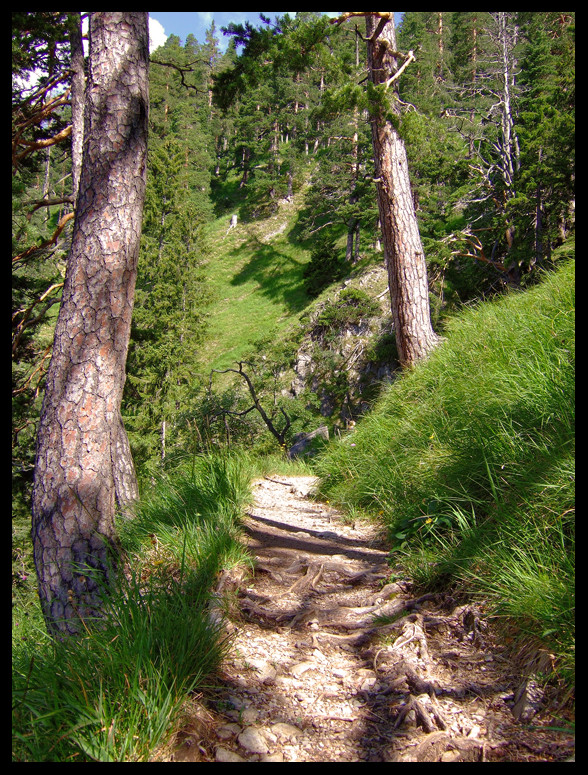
[31,12,149,637]
[209,362,291,449]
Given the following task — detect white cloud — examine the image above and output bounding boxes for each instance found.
[149,17,168,53]
[195,12,214,26]
[83,15,167,55]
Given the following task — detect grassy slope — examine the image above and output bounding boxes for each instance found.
[198,188,313,376]
[12,453,253,762]
[314,259,575,682]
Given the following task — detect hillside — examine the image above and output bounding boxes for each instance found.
[12,12,574,762]
[315,257,575,689]
[198,186,313,375]
[195,196,575,700]
[191,178,404,454]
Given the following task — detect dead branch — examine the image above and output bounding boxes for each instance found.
[12,345,52,398]
[14,125,73,165]
[385,50,416,89]
[24,196,74,218]
[150,57,206,92]
[445,229,510,275]
[12,283,64,355]
[13,211,74,264]
[209,361,291,449]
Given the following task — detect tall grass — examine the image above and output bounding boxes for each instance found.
[314,261,574,681]
[12,452,252,762]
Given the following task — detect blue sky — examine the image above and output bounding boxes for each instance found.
[148,12,322,52]
[148,12,403,53]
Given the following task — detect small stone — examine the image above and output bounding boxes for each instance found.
[215,746,247,762]
[271,722,303,742]
[261,752,285,762]
[441,750,461,762]
[238,726,269,754]
[241,706,258,724]
[216,723,241,740]
[290,660,315,678]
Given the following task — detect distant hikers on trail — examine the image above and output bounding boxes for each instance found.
[225,213,238,236]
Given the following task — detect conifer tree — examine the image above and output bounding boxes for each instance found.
[360,12,440,364]
[13,13,79,520]
[123,32,213,469]
[511,12,575,268]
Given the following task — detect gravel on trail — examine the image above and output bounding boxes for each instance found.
[166,476,575,763]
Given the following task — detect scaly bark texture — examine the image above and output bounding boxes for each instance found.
[366,13,440,366]
[31,12,149,636]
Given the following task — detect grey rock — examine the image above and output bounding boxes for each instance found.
[215,746,247,762]
[288,425,329,459]
[238,726,270,754]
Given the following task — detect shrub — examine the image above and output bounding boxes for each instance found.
[313,287,380,339]
[303,234,348,297]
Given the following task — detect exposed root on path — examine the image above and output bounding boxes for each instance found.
[164,475,574,763]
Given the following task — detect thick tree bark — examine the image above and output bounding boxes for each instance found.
[31,12,148,637]
[365,14,440,366]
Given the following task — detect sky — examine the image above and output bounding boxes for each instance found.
[148,12,372,53]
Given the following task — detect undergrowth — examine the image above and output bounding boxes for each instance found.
[12,453,252,762]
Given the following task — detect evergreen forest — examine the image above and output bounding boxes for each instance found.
[12,12,574,762]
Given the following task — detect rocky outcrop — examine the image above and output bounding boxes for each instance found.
[288,426,329,459]
[289,267,400,421]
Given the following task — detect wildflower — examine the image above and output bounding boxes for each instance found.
[350,443,356,447]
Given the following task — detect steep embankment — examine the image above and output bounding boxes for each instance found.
[314,259,575,692]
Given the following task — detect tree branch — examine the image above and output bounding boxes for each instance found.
[150,58,205,91]
[13,212,74,264]
[209,361,291,449]
[24,196,75,218]
[12,284,63,355]
[384,50,416,88]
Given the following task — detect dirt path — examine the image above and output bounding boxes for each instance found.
[170,476,574,762]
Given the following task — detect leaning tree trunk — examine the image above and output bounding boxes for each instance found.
[31,12,149,637]
[365,13,440,366]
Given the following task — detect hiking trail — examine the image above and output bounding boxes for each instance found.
[169,475,574,762]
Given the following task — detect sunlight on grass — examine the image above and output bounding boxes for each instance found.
[198,189,312,375]
[315,261,575,683]
[12,453,252,762]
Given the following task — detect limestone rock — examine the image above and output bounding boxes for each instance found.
[215,746,247,762]
[238,726,270,754]
[288,425,329,459]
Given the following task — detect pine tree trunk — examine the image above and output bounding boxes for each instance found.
[31,12,148,637]
[365,14,440,366]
